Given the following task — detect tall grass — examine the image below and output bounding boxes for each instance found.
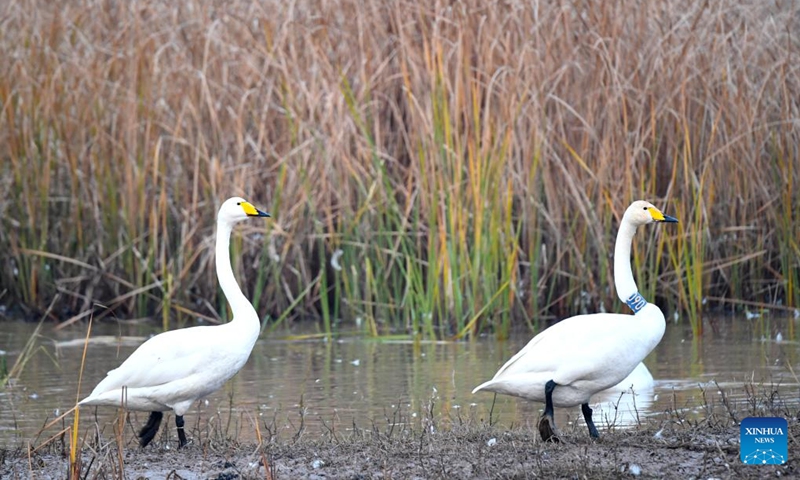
[1,0,799,338]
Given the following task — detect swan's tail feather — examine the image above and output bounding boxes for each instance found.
[472,379,497,394]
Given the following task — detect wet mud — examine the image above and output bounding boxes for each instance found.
[3,417,796,479]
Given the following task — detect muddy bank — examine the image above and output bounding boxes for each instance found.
[2,418,797,479]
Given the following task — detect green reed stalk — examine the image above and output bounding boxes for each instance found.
[669,199,704,336]
[318,240,332,336]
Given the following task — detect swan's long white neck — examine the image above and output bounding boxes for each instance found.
[216,220,258,325]
[614,217,643,310]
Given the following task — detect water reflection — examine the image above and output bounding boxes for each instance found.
[1,316,797,447]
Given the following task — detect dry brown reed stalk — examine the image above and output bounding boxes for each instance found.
[27,405,77,456]
[69,311,94,478]
[1,298,53,387]
[248,412,275,480]
[113,388,127,477]
[0,0,798,336]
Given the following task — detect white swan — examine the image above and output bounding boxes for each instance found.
[79,197,270,448]
[472,200,676,441]
[605,361,654,393]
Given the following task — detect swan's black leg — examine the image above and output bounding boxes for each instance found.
[139,411,163,447]
[538,380,560,442]
[581,403,600,438]
[543,380,556,418]
[176,415,187,448]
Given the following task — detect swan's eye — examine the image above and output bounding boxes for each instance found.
[237,202,241,206]
[643,207,648,211]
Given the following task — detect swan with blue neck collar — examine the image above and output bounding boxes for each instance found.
[472,200,677,442]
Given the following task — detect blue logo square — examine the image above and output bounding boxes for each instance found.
[740,417,788,465]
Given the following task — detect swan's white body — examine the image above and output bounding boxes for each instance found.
[473,306,664,406]
[78,322,259,415]
[604,362,654,393]
[591,365,656,429]
[473,201,673,411]
[80,197,268,419]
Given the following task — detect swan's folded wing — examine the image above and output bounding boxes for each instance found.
[491,331,548,378]
[490,313,629,378]
[86,327,217,396]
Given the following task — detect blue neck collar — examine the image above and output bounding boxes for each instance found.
[625,292,647,314]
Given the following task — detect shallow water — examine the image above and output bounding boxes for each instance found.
[1,315,797,448]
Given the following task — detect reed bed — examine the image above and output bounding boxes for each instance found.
[1,0,799,337]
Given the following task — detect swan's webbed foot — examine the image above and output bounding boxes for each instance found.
[539,380,561,442]
[538,413,560,442]
[581,403,600,438]
[176,415,187,448]
[139,411,163,447]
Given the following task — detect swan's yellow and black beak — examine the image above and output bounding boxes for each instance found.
[648,207,678,223]
[242,202,271,218]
